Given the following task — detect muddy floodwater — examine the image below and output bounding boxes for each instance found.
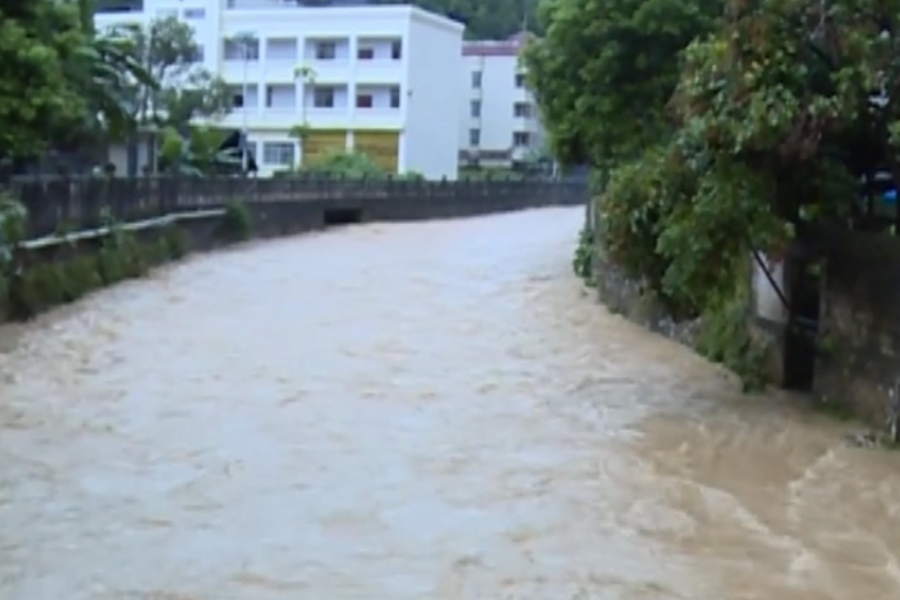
[0,207,898,600]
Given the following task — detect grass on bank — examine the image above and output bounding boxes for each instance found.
[0,196,253,322]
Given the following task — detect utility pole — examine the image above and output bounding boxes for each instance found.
[234,31,256,173]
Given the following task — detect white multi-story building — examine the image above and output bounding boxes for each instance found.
[459,33,545,169]
[96,0,464,178]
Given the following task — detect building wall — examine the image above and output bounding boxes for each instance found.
[403,11,464,179]
[96,1,464,178]
[217,4,410,177]
[459,37,545,168]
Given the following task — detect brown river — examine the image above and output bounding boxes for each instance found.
[0,207,898,600]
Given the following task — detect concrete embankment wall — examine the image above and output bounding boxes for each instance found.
[1,177,586,323]
[591,198,900,429]
[13,176,586,245]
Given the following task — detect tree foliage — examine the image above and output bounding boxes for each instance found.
[528,0,900,383]
[158,125,239,175]
[522,0,719,166]
[159,71,232,130]
[531,0,900,306]
[72,0,158,144]
[0,2,90,157]
[111,16,231,129]
[376,0,541,39]
[0,1,231,164]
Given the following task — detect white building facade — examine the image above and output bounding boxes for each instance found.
[459,33,545,169]
[96,0,464,178]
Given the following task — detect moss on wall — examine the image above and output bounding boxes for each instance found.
[0,202,239,324]
[2,225,191,321]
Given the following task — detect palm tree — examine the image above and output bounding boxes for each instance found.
[72,0,158,144]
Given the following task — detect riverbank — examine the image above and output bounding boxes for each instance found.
[0,177,586,324]
[0,203,250,323]
[582,215,900,448]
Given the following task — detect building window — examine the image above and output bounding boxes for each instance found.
[391,40,402,59]
[190,45,205,62]
[263,142,296,166]
[356,93,373,108]
[470,100,481,118]
[313,87,335,108]
[514,102,532,118]
[156,8,177,18]
[183,7,205,18]
[469,129,480,146]
[357,46,374,60]
[231,86,257,109]
[316,42,336,60]
[224,38,259,61]
[471,71,482,89]
[513,132,531,146]
[515,73,526,88]
[390,87,400,108]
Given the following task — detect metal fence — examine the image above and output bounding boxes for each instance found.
[4,174,587,239]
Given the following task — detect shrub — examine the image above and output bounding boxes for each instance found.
[163,224,189,259]
[219,200,253,242]
[304,150,387,179]
[572,224,594,284]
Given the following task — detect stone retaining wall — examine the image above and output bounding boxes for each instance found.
[593,245,702,347]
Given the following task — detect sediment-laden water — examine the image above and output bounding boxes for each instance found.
[0,207,897,600]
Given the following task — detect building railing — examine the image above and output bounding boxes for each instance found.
[5,174,587,240]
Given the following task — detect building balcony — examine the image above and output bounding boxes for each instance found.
[221,108,351,130]
[299,60,354,85]
[218,106,402,133]
[350,108,403,129]
[221,60,265,86]
[353,58,404,85]
[261,60,300,84]
[512,115,541,132]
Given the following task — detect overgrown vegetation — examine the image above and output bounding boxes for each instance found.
[274,150,425,180]
[219,200,253,242]
[2,2,232,171]
[524,0,900,388]
[572,224,594,284]
[0,192,244,322]
[158,126,241,176]
[370,0,543,39]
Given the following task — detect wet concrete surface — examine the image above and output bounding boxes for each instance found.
[0,207,898,599]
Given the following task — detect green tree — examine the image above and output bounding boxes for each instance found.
[112,16,197,124]
[158,125,239,175]
[110,15,232,171]
[522,0,719,167]
[110,16,228,128]
[572,0,900,387]
[158,71,232,129]
[72,0,158,145]
[374,0,541,39]
[0,2,90,158]
[672,0,900,223]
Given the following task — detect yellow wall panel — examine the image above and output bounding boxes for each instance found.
[303,130,347,165]
[354,131,399,173]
